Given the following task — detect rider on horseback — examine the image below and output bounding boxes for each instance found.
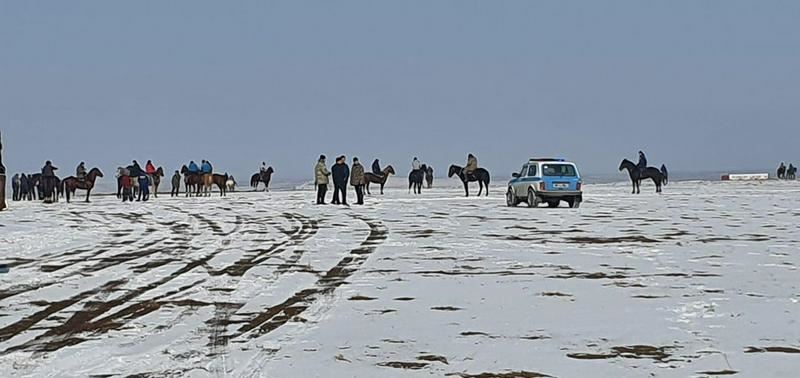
[76,162,87,182]
[42,161,58,177]
[637,151,647,175]
[465,154,478,179]
[372,159,383,178]
[412,157,421,172]
[201,160,213,175]
[145,160,157,175]
[188,161,200,174]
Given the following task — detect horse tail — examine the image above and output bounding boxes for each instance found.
[660,165,668,185]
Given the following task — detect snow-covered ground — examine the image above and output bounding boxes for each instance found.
[0,180,798,377]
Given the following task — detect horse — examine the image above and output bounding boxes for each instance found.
[61,168,103,203]
[448,165,490,197]
[777,165,787,179]
[409,164,425,194]
[40,175,58,204]
[364,165,395,195]
[251,167,274,192]
[425,166,434,188]
[787,166,797,180]
[201,173,215,197]
[226,176,237,192]
[619,159,668,194]
[180,165,204,197]
[212,174,229,197]
[150,167,165,198]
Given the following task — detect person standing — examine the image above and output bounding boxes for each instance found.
[331,156,350,205]
[351,157,365,205]
[0,132,5,211]
[314,155,330,205]
[137,174,150,202]
[12,173,20,201]
[171,170,181,197]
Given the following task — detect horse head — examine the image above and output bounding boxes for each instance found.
[89,168,104,178]
[385,165,396,176]
[267,166,274,174]
[448,165,461,178]
[156,167,165,176]
[619,159,635,172]
[180,165,188,174]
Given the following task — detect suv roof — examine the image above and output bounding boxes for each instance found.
[529,158,566,162]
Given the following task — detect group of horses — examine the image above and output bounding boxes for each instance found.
[178,165,231,197]
[358,163,490,197]
[11,168,104,203]
[777,164,797,180]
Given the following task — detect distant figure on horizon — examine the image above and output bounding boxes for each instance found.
[314,155,330,205]
[351,157,365,205]
[372,159,383,177]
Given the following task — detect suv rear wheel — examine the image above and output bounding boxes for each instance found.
[527,189,538,208]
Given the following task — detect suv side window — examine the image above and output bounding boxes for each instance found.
[528,165,537,177]
[519,165,527,177]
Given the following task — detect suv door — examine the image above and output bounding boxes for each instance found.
[514,165,528,195]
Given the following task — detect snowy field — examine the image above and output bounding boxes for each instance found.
[0,180,798,377]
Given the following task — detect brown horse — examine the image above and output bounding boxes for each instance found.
[201,173,215,196]
[62,168,104,203]
[364,165,395,195]
[212,173,229,197]
[150,167,165,198]
[181,165,204,197]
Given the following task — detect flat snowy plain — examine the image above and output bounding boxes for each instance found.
[0,180,798,377]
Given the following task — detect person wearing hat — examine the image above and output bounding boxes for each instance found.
[314,155,330,204]
[351,157,365,205]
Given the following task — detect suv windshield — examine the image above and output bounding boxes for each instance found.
[542,164,576,177]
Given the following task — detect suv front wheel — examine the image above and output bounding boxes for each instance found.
[506,189,518,207]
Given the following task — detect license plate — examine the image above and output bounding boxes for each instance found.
[554,183,569,189]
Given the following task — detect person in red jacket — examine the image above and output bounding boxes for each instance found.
[145,160,157,175]
[121,175,134,202]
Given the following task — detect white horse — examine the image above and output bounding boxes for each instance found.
[226,176,236,192]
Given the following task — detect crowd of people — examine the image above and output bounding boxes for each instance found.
[313,154,476,205]
[777,162,796,180]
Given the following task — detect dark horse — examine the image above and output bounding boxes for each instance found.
[180,165,204,197]
[619,159,669,194]
[211,173,229,197]
[40,175,59,203]
[364,165,395,195]
[250,167,274,192]
[448,165,490,197]
[151,167,165,198]
[787,165,797,180]
[425,165,434,188]
[409,164,426,194]
[62,168,104,203]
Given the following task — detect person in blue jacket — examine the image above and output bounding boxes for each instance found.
[201,160,213,174]
[188,161,200,174]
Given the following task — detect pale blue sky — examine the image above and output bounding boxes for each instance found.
[2,1,798,182]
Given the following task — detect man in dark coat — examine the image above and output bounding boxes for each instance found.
[637,151,647,175]
[372,159,382,177]
[331,156,350,206]
[129,160,144,178]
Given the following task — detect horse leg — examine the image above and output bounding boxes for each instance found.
[365,182,371,195]
[380,183,384,195]
[86,188,91,202]
[463,181,469,197]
